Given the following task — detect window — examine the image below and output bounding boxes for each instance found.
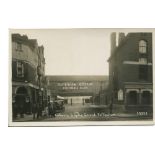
[139,65,148,80]
[139,58,147,64]
[16,42,22,51]
[139,40,147,53]
[16,61,24,77]
[118,89,123,101]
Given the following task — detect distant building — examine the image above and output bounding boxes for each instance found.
[46,75,108,104]
[12,34,46,114]
[108,32,153,112]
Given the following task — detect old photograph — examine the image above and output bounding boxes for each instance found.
[9,29,154,126]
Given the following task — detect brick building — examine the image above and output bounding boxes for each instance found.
[108,32,153,113]
[12,34,46,116]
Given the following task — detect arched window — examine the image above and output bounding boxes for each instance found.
[139,40,147,53]
[118,89,123,101]
[16,87,27,94]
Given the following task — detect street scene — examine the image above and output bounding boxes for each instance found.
[11,29,153,123]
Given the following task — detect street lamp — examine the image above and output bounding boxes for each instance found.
[37,65,42,102]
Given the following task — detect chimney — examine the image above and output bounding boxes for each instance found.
[118,32,125,45]
[111,32,116,54]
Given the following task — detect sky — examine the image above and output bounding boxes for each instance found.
[11,29,112,75]
[11,29,139,75]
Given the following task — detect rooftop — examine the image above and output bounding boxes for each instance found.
[46,75,109,82]
[12,33,44,50]
[108,32,152,61]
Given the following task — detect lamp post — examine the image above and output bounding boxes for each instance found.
[38,66,42,102]
[37,65,42,118]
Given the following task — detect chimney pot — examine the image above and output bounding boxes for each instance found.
[111,32,116,54]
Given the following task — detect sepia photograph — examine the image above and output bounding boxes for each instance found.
[1,1,155,155]
[9,28,154,126]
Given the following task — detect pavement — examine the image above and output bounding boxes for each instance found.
[13,104,153,122]
[13,113,152,122]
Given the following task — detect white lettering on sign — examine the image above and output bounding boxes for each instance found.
[58,82,93,90]
[62,86,88,90]
[79,82,93,86]
[79,86,88,89]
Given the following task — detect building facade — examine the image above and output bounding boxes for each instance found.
[12,34,46,116]
[37,46,47,107]
[108,32,153,113]
[46,75,109,104]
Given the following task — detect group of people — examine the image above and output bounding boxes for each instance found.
[13,102,24,119]
[32,102,56,119]
[44,102,56,118]
[12,99,57,120]
[13,101,31,119]
[32,103,43,119]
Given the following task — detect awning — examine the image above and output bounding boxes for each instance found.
[57,95,65,100]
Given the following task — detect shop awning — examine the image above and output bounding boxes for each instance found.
[57,95,65,100]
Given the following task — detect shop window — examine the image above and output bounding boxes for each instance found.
[139,40,147,53]
[16,61,24,77]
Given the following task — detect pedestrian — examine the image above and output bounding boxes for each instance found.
[13,102,18,119]
[37,104,39,119]
[109,100,113,114]
[32,103,37,119]
[39,104,42,117]
[48,102,52,117]
[51,102,56,117]
[44,105,49,118]
[37,103,42,119]
[19,103,24,118]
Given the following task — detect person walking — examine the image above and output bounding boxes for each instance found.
[19,102,24,118]
[51,102,56,117]
[13,102,18,119]
[48,102,52,118]
[44,105,48,118]
[37,103,42,119]
[109,99,113,114]
[32,103,37,119]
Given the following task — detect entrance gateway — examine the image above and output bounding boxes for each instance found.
[14,87,30,115]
